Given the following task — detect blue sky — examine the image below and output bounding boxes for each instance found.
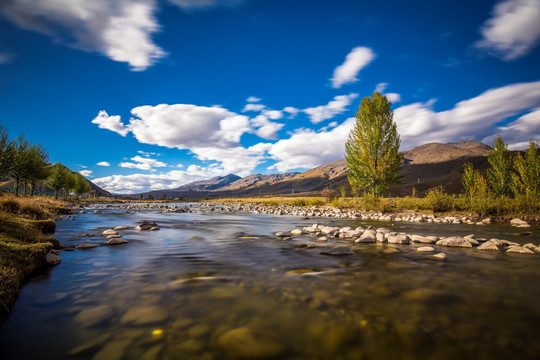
[1,0,539,194]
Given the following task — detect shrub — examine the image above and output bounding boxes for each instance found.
[359,194,381,211]
[423,187,454,213]
[321,188,337,203]
[291,198,308,207]
[308,198,325,206]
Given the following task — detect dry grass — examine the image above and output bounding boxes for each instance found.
[0,194,64,323]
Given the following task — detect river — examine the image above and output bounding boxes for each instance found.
[0,203,539,359]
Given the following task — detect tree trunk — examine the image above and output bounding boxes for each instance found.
[15,179,20,197]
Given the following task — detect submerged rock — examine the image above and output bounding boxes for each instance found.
[120,305,167,325]
[74,304,114,328]
[320,246,353,256]
[106,238,129,245]
[76,243,99,249]
[218,326,285,359]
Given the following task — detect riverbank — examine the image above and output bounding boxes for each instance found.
[201,201,539,225]
[205,195,540,222]
[0,195,69,323]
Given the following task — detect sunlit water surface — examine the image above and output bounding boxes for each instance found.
[1,204,539,359]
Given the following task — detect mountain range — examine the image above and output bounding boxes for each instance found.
[135,140,493,199]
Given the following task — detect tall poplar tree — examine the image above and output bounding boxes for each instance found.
[512,140,540,199]
[345,92,402,196]
[487,135,512,196]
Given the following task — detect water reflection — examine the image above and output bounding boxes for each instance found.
[0,205,539,359]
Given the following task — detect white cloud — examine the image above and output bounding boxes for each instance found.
[0,0,165,71]
[119,155,167,171]
[331,47,376,88]
[242,103,266,112]
[137,150,158,156]
[303,93,358,123]
[475,0,540,60]
[191,146,266,176]
[79,170,93,177]
[262,110,283,120]
[125,104,251,148]
[393,81,540,149]
[251,115,284,140]
[268,118,355,172]
[482,107,540,150]
[246,96,261,103]
[97,161,111,167]
[92,110,130,136]
[375,83,401,103]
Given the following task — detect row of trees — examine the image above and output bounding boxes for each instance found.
[344,92,539,212]
[463,137,539,202]
[0,125,91,198]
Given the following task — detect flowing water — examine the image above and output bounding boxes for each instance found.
[0,204,539,359]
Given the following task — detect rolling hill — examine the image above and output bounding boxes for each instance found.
[137,141,493,199]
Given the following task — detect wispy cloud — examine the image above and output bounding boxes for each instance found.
[119,155,167,171]
[97,161,111,167]
[475,0,540,61]
[331,47,376,88]
[246,96,261,103]
[79,170,93,177]
[167,0,243,10]
[394,81,540,149]
[0,0,165,71]
[268,118,355,172]
[0,51,15,65]
[375,83,401,103]
[303,93,358,123]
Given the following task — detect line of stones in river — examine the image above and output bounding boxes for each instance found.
[275,223,540,258]
[205,203,533,227]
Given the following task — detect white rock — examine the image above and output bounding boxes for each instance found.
[506,246,535,254]
[436,237,472,248]
[410,234,437,244]
[114,226,130,230]
[387,233,410,245]
[432,253,447,260]
[102,229,118,236]
[510,218,528,226]
[290,229,303,236]
[416,246,435,252]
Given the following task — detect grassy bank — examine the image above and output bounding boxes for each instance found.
[0,195,68,324]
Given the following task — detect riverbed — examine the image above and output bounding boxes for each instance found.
[1,203,539,359]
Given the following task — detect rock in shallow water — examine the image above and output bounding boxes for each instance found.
[74,304,114,328]
[436,237,473,248]
[415,246,435,252]
[120,306,167,325]
[218,326,285,359]
[320,246,353,256]
[45,252,62,265]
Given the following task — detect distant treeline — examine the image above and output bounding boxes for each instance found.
[0,125,91,198]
